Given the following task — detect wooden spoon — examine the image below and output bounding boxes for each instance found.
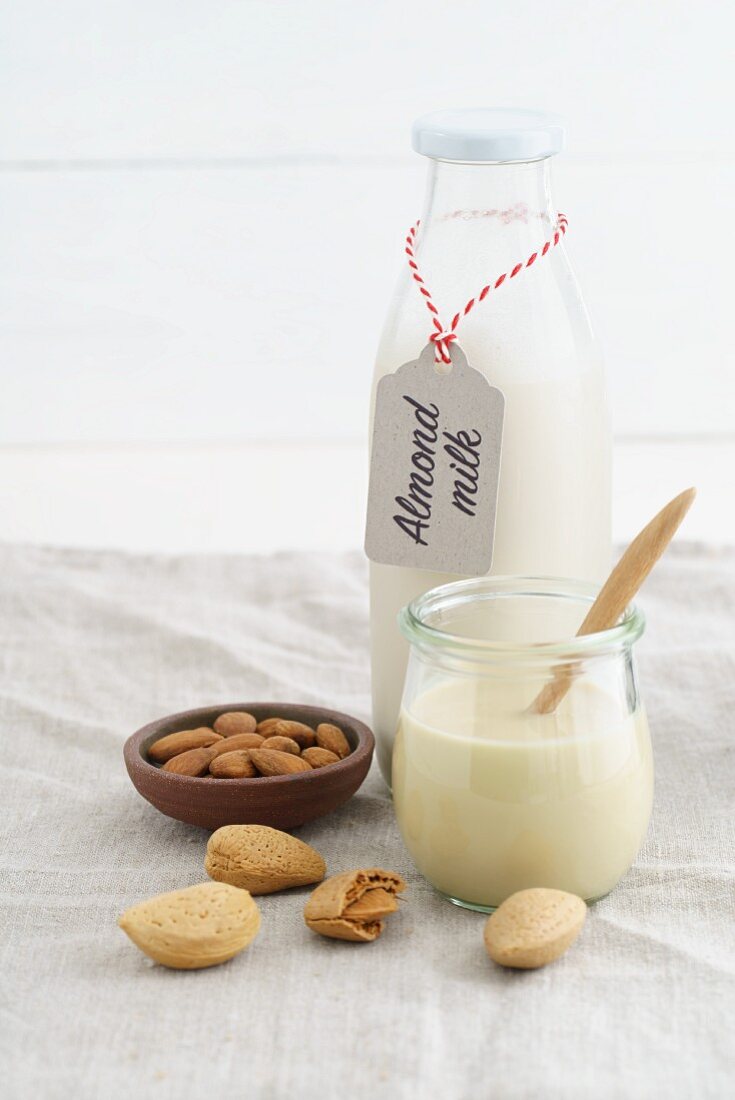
[530,487,696,715]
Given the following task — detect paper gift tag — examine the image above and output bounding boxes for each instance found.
[364,344,504,575]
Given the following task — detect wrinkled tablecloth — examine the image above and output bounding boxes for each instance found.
[1,542,733,1099]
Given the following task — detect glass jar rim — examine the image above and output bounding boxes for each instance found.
[398,575,645,662]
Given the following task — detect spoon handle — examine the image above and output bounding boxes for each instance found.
[531,487,696,715]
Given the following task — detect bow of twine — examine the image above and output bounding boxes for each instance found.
[405,213,568,364]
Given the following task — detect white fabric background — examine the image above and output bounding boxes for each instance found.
[1,542,733,1099]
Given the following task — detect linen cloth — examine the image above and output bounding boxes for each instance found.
[1,542,733,1100]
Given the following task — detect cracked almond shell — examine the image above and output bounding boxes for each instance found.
[304,868,406,942]
[205,824,326,894]
[118,882,260,969]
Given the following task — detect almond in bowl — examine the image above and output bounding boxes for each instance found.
[123,702,374,831]
[146,711,357,782]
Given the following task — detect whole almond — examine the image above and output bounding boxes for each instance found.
[255,717,287,736]
[209,750,257,779]
[162,746,217,776]
[302,747,340,769]
[205,824,326,894]
[483,888,587,969]
[249,749,313,776]
[118,882,260,969]
[209,732,264,757]
[262,735,301,755]
[304,869,406,942]
[148,727,222,763]
[213,711,258,737]
[273,720,316,748]
[315,724,350,759]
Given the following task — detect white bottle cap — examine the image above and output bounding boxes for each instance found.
[412,108,564,163]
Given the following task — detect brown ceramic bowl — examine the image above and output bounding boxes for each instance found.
[124,702,374,831]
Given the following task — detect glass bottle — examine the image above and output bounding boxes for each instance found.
[369,109,611,784]
[393,576,652,911]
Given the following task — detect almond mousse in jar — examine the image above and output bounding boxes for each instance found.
[392,577,652,911]
[368,110,611,785]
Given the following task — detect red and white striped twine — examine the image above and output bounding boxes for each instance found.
[405,213,569,363]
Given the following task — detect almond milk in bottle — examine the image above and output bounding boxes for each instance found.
[368,110,611,784]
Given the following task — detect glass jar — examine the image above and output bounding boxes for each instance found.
[392,576,652,912]
[369,109,611,785]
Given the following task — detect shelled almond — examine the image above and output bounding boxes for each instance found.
[302,747,340,768]
[255,717,285,736]
[146,711,353,779]
[213,711,258,737]
[261,735,300,755]
[148,728,223,763]
[162,746,218,776]
[272,720,316,749]
[316,723,350,759]
[209,732,265,756]
[249,749,313,776]
[209,750,257,778]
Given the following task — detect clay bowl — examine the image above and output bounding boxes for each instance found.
[124,702,374,832]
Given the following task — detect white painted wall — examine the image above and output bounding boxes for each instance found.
[1,0,733,445]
